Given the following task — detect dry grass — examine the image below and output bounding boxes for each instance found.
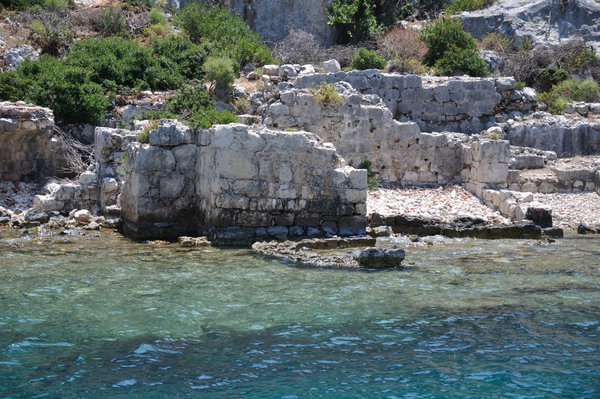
[377,25,427,61]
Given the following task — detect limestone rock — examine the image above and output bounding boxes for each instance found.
[179,236,211,247]
[356,248,406,268]
[322,59,341,74]
[5,45,39,71]
[24,208,49,224]
[73,209,93,223]
[458,0,600,50]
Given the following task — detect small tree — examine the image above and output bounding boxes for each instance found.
[328,0,382,43]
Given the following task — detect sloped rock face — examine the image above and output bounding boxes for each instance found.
[458,0,600,49]
[0,102,57,181]
[121,122,367,242]
[174,0,335,45]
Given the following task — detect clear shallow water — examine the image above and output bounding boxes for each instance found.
[0,230,598,398]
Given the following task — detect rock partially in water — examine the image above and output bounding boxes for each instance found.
[179,236,211,247]
[252,237,387,269]
[577,223,600,234]
[356,248,406,269]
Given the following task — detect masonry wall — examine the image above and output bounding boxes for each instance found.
[505,122,600,157]
[265,85,469,185]
[294,71,535,134]
[0,102,58,181]
[121,122,367,242]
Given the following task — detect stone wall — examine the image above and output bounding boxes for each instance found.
[34,127,137,214]
[504,120,600,157]
[0,102,58,181]
[121,122,367,242]
[265,83,470,185]
[294,71,536,134]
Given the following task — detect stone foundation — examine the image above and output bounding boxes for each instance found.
[121,122,367,242]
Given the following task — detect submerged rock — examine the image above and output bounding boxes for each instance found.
[356,248,406,268]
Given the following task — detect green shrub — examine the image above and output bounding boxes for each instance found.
[421,17,478,66]
[444,0,497,15]
[149,7,167,25]
[96,7,129,37]
[203,56,236,90]
[310,82,344,107]
[421,18,487,76]
[150,35,209,81]
[66,37,182,90]
[137,84,239,129]
[357,159,378,190]
[175,3,274,66]
[328,0,382,43]
[515,81,526,90]
[165,84,213,116]
[537,91,568,114]
[350,47,387,70]
[538,67,568,92]
[552,79,600,102]
[434,46,488,77]
[0,56,109,124]
[538,79,600,114]
[30,14,74,56]
[135,120,158,143]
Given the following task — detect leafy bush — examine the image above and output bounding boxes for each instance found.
[175,3,274,66]
[204,56,236,90]
[0,56,109,124]
[421,18,478,66]
[538,67,568,92]
[434,46,488,77]
[66,37,184,90]
[552,79,600,102]
[421,18,487,76]
[149,7,167,25]
[150,35,209,82]
[30,13,74,56]
[444,0,497,15]
[372,0,414,25]
[538,79,600,114]
[310,82,344,107]
[350,47,387,70]
[328,0,382,43]
[96,7,129,37]
[377,25,428,61]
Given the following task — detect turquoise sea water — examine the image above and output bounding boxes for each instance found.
[0,229,598,398]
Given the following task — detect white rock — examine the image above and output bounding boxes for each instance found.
[73,209,93,223]
[322,59,341,74]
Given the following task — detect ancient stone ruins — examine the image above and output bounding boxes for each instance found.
[2,65,600,242]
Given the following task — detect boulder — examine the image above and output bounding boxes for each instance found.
[73,209,93,223]
[24,208,49,224]
[322,59,341,74]
[5,45,39,71]
[525,207,553,228]
[356,248,406,268]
